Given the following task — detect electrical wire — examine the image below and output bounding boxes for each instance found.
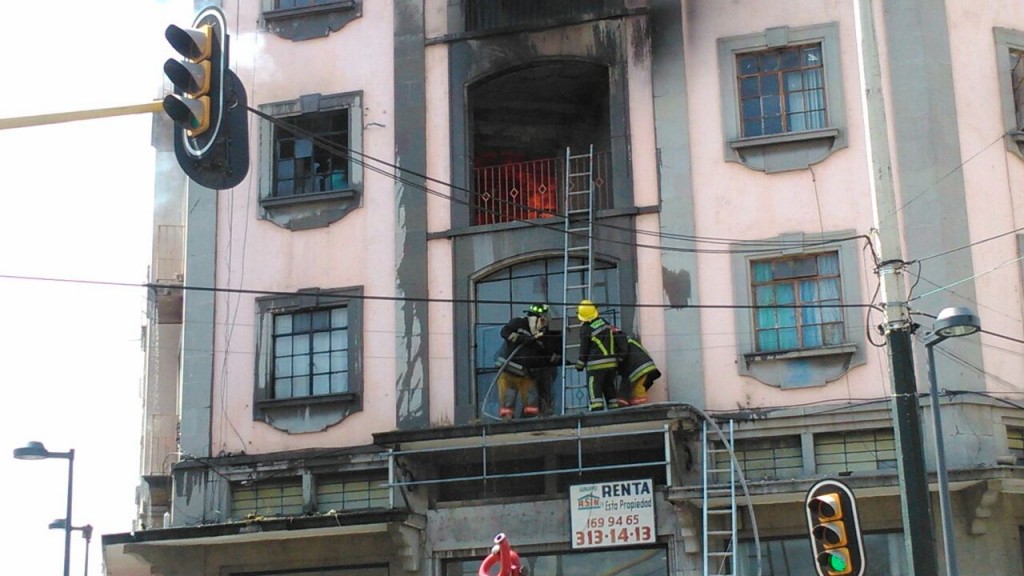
[912,225,1024,264]
[248,105,870,256]
[891,132,1006,217]
[908,254,1024,303]
[0,271,884,313]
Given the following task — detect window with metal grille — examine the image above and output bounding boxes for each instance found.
[272,109,350,198]
[737,43,825,138]
[814,428,896,474]
[316,475,389,511]
[231,478,304,520]
[751,252,843,352]
[273,307,349,399]
[718,436,802,481]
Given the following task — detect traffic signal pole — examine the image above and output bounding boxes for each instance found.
[0,101,164,131]
[854,1,938,574]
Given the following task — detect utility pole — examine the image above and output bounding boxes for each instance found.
[853,1,938,574]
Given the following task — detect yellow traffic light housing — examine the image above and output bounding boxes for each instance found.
[805,480,865,576]
[163,22,215,137]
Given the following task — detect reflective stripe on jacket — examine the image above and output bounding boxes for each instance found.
[620,337,661,387]
[579,318,619,372]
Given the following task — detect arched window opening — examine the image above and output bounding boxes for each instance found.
[474,257,619,418]
[470,62,613,225]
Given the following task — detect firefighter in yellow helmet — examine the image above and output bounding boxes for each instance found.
[574,300,622,410]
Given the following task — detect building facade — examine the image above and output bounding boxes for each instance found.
[103,0,1024,575]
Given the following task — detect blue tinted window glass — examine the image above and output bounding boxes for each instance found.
[778,327,799,349]
[738,54,759,74]
[740,76,760,98]
[803,325,822,348]
[758,330,779,351]
[775,284,795,305]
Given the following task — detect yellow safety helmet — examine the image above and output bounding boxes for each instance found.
[577,300,599,322]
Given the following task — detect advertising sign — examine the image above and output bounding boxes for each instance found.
[569,479,656,549]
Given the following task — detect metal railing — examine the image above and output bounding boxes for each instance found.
[472,152,612,225]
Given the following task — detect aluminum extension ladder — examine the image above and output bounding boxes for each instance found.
[559,145,595,414]
[703,419,739,576]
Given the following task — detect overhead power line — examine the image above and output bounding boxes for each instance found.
[0,272,882,312]
[248,106,870,256]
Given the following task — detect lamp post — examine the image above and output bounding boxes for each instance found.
[13,441,75,576]
[922,306,980,576]
[49,519,93,576]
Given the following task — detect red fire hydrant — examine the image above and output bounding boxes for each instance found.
[478,533,522,576]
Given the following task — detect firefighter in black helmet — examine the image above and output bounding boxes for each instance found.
[494,303,557,419]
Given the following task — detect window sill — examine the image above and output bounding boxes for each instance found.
[744,343,857,364]
[730,127,840,150]
[726,127,843,173]
[257,392,357,410]
[740,343,859,389]
[256,392,360,433]
[262,188,357,208]
[260,188,361,230]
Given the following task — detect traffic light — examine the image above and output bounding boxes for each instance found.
[805,479,865,576]
[163,23,214,136]
[163,6,249,189]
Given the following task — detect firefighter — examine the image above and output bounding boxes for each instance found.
[618,333,661,405]
[494,303,555,419]
[574,300,621,410]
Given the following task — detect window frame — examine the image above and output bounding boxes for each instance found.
[258,92,364,230]
[269,305,352,400]
[731,231,865,388]
[718,23,847,173]
[995,28,1024,158]
[254,287,364,432]
[750,251,844,353]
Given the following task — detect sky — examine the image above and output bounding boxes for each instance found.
[0,2,192,574]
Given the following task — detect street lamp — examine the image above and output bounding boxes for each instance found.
[922,306,980,576]
[13,441,75,576]
[49,519,93,576]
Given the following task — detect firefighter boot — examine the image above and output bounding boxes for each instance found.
[631,379,649,405]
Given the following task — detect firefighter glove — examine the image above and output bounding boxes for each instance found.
[575,360,585,372]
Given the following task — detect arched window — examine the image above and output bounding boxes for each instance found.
[474,257,619,418]
[469,62,613,225]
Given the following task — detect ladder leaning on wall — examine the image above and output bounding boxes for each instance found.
[703,419,740,576]
[560,145,596,414]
